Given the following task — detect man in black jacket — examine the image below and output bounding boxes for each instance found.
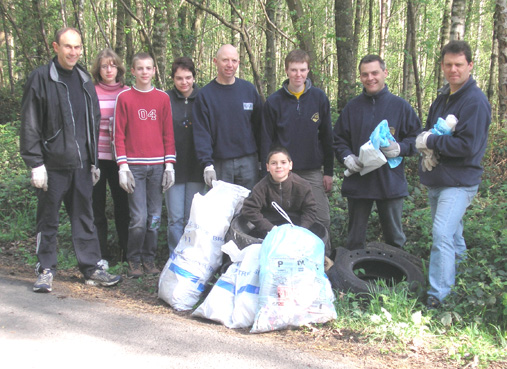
[20,27,121,292]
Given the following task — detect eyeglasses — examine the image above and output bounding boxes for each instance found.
[100,64,117,70]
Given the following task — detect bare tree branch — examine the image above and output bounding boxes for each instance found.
[257,0,295,46]
[89,0,111,49]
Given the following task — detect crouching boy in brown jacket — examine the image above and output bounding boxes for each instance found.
[241,147,317,237]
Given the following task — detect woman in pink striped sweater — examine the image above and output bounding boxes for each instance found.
[90,48,130,265]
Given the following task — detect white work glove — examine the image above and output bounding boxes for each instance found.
[420,149,439,172]
[162,163,175,193]
[380,140,400,158]
[203,165,217,187]
[91,165,100,186]
[31,164,48,191]
[343,154,363,176]
[119,164,135,193]
[415,131,432,151]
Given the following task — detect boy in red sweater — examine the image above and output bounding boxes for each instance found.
[114,52,176,278]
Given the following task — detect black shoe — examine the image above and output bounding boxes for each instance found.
[85,269,122,287]
[426,296,441,309]
[33,269,53,293]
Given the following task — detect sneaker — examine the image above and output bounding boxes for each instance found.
[33,269,53,293]
[97,259,109,270]
[426,296,441,310]
[143,261,160,276]
[127,261,143,278]
[85,269,122,287]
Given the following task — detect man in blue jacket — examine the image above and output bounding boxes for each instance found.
[261,49,334,253]
[333,54,421,251]
[417,41,491,308]
[192,44,262,190]
[20,27,122,292]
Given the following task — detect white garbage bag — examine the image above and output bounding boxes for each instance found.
[192,242,261,328]
[158,181,250,311]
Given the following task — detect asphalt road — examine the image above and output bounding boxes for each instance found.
[0,274,359,369]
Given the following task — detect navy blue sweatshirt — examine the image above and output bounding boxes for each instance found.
[192,78,262,167]
[333,85,421,199]
[419,77,491,187]
[261,79,334,176]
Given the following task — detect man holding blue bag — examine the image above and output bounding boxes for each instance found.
[333,54,421,250]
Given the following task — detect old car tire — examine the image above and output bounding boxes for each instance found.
[366,242,424,270]
[225,214,328,249]
[327,247,425,295]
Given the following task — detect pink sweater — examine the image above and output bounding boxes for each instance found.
[114,86,175,166]
[95,82,129,161]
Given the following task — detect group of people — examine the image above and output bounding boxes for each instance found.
[20,26,490,310]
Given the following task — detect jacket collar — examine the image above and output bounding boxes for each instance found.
[49,57,91,84]
[437,76,476,99]
[171,83,199,100]
[282,78,313,97]
[362,84,390,99]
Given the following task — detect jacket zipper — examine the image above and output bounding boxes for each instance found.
[57,79,83,169]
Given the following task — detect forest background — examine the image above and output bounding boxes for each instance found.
[0,0,506,367]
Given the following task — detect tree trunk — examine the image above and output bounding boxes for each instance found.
[450,0,466,40]
[32,0,51,61]
[153,2,168,87]
[115,0,126,58]
[368,0,373,52]
[285,0,320,87]
[264,0,278,95]
[403,4,414,101]
[488,3,499,102]
[379,0,387,58]
[335,0,356,112]
[71,0,86,64]
[497,0,507,125]
[1,12,14,93]
[407,0,423,120]
[436,0,452,88]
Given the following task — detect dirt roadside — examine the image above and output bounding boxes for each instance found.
[0,240,501,369]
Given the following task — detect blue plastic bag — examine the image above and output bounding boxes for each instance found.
[370,119,402,169]
[431,115,457,136]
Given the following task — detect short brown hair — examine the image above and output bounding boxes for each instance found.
[284,49,310,70]
[90,48,126,85]
[131,52,154,69]
[266,146,292,163]
[171,57,196,78]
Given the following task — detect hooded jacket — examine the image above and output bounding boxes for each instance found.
[20,58,100,170]
[419,77,491,187]
[261,79,334,176]
[166,83,203,183]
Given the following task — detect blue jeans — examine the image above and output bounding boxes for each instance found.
[164,182,205,255]
[126,165,164,263]
[215,153,258,190]
[427,185,478,302]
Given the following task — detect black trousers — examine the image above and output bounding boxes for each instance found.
[345,197,406,250]
[36,164,101,278]
[92,159,129,261]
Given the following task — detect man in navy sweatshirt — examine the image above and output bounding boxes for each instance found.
[261,50,334,255]
[333,54,421,252]
[417,41,491,309]
[192,44,262,190]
